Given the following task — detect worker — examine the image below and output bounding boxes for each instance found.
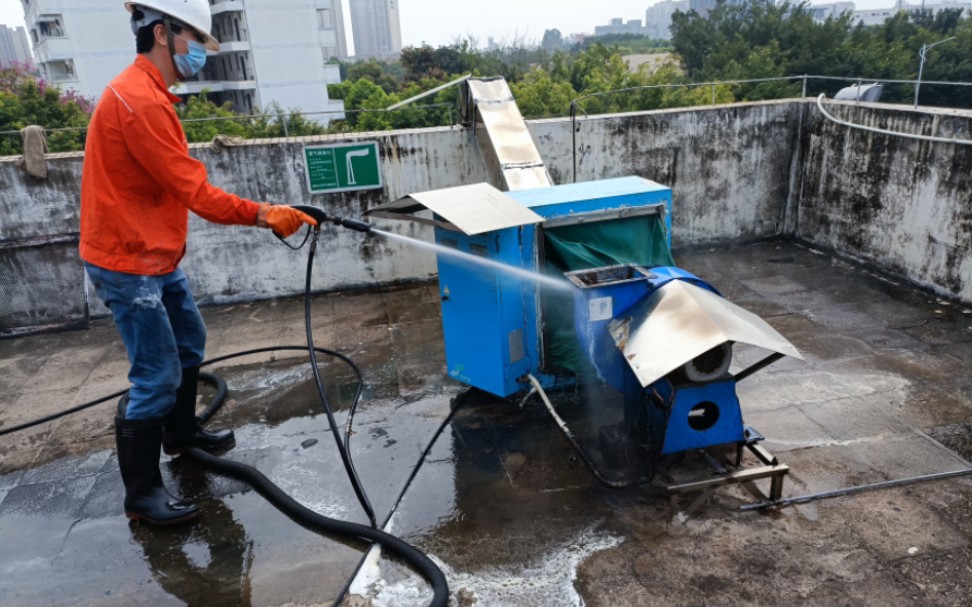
[79,0,316,526]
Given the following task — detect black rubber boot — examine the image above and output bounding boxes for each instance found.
[115,415,199,525]
[162,366,235,455]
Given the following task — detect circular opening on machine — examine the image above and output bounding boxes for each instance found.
[687,401,720,431]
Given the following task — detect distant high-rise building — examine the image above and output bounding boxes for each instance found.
[688,0,749,17]
[594,17,647,36]
[20,0,345,122]
[689,0,718,17]
[0,24,32,69]
[348,0,402,59]
[854,0,971,26]
[0,24,34,69]
[645,0,689,40]
[808,2,855,22]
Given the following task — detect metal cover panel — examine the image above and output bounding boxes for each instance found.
[608,280,802,388]
[368,183,544,235]
[477,102,546,166]
[466,78,515,102]
[503,167,554,192]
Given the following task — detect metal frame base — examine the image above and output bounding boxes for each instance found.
[662,439,789,517]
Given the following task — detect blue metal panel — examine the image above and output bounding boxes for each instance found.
[432,176,676,397]
[566,265,654,390]
[653,379,745,454]
[434,226,537,397]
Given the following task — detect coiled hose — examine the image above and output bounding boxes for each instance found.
[1,222,451,607]
[187,448,448,606]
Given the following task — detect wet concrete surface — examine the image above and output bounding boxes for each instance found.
[1,241,972,606]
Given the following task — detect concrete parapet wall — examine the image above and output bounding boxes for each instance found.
[1,99,970,335]
[529,101,802,246]
[798,100,972,302]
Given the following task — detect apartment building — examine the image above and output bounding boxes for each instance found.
[645,0,688,40]
[0,24,34,69]
[20,0,345,122]
[594,17,647,36]
[348,0,401,59]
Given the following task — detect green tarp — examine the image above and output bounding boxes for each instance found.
[542,215,675,373]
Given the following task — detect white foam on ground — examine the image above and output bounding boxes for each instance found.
[365,525,623,607]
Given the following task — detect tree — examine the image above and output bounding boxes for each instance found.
[0,63,94,155]
[669,0,972,108]
[511,68,576,117]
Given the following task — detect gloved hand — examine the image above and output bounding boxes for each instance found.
[257,203,318,238]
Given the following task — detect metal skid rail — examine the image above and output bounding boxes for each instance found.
[662,437,789,517]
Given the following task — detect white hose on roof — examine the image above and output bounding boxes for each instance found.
[815,93,972,146]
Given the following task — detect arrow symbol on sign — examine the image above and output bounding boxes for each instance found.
[345,148,371,186]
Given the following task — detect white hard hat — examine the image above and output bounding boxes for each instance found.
[125,1,220,51]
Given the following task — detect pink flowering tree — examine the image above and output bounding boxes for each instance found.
[0,62,94,155]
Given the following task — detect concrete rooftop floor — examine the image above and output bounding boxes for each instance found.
[1,241,972,606]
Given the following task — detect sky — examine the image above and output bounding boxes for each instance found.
[0,0,961,52]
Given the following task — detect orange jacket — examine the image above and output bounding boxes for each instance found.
[80,55,261,275]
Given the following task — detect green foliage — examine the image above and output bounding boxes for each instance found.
[176,93,248,142]
[580,33,673,54]
[669,0,972,107]
[5,7,972,149]
[511,69,577,118]
[0,64,93,155]
[175,95,327,142]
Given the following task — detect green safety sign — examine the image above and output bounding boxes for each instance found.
[303,142,383,194]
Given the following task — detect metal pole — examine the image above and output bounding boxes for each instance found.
[914,37,957,108]
[571,100,578,183]
[915,45,928,107]
[711,83,716,105]
[801,75,807,98]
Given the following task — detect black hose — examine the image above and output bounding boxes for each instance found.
[0,388,127,436]
[4,222,449,605]
[195,372,228,425]
[332,387,474,605]
[304,230,377,528]
[186,447,448,607]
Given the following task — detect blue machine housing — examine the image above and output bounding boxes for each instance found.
[434,176,673,397]
[648,377,745,455]
[566,265,721,393]
[566,264,746,454]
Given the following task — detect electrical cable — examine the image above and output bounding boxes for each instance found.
[0,371,228,437]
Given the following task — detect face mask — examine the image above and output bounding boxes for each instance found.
[173,36,207,78]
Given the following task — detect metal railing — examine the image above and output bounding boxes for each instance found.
[3,74,972,158]
[0,102,457,157]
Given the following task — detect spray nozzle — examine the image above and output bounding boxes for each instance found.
[331,217,373,233]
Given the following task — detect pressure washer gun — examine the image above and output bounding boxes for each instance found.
[290,205,373,234]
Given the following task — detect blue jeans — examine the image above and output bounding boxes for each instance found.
[84,263,206,420]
